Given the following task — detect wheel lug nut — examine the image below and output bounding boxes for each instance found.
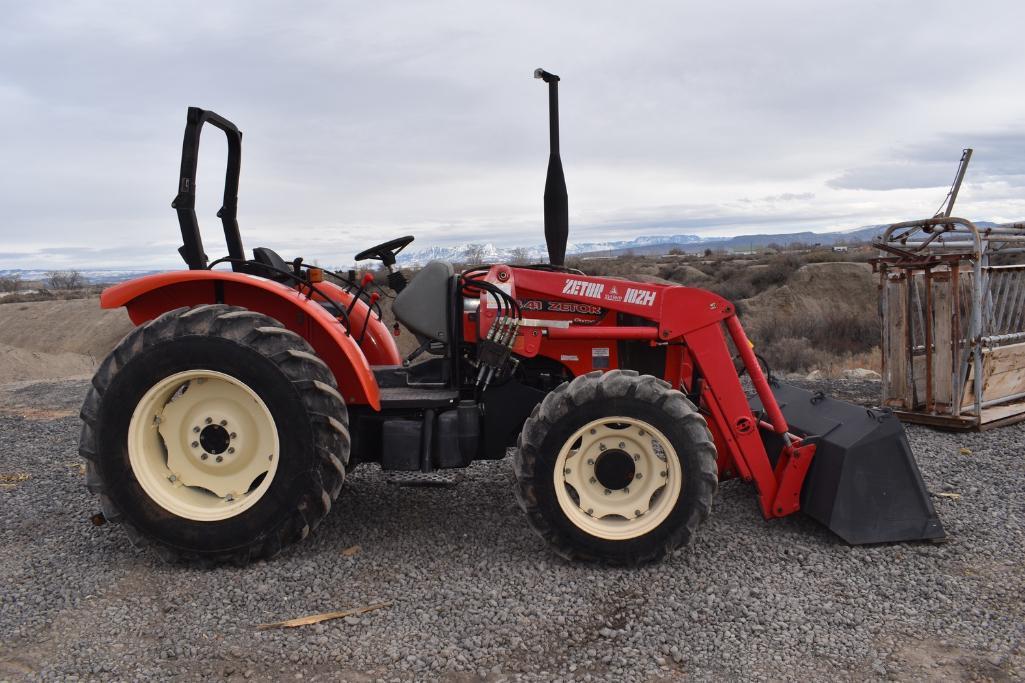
[633,454,641,461]
[230,432,237,439]
[604,489,611,495]
[586,458,595,465]
[220,419,227,426]
[619,442,625,449]
[589,429,596,435]
[634,509,642,517]
[598,444,606,451]
[192,426,200,433]
[228,447,235,454]
[623,486,630,493]
[589,477,597,484]
[191,441,199,448]
[564,468,571,475]
[636,473,643,479]
[205,417,212,424]
[216,455,223,463]
[661,471,668,478]
[638,429,645,436]
[201,454,208,460]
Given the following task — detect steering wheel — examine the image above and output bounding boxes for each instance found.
[354,235,415,268]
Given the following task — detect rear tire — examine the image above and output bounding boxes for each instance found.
[514,370,718,565]
[79,304,349,564]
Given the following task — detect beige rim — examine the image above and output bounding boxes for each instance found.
[554,416,682,541]
[128,370,279,522]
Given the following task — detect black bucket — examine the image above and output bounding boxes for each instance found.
[750,382,946,544]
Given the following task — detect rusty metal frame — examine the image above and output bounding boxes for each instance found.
[874,216,1025,429]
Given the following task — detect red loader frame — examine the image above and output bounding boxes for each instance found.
[470,265,816,521]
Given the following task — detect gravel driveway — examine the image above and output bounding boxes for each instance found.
[1,378,1022,681]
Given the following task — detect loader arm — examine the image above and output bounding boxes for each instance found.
[487,265,810,519]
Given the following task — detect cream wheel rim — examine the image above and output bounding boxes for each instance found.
[128,370,280,522]
[554,416,682,541]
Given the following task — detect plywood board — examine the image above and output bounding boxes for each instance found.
[980,400,1025,425]
[961,342,1025,407]
[883,277,908,408]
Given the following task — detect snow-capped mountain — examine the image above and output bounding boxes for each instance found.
[3,222,999,284]
[395,234,727,266]
[0,269,161,284]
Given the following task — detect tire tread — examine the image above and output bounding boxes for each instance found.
[79,304,349,564]
[514,369,718,566]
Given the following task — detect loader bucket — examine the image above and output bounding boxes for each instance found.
[750,382,946,545]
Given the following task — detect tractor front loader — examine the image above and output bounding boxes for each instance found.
[80,70,944,565]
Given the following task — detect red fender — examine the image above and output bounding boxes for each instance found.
[100,271,381,409]
[311,280,401,366]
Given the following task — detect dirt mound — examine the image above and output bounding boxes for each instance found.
[0,298,132,383]
[605,266,710,288]
[0,298,132,359]
[741,262,875,319]
[736,262,879,373]
[657,264,712,285]
[605,274,677,286]
[0,343,96,383]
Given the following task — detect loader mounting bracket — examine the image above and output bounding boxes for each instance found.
[769,440,817,518]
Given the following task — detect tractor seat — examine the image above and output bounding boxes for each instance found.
[391,260,454,346]
[249,247,294,284]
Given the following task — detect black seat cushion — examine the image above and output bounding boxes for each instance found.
[249,247,293,283]
[392,261,454,343]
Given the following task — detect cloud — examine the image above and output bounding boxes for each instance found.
[827,163,954,191]
[2,1,1025,268]
[829,130,1025,191]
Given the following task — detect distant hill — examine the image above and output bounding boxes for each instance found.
[396,233,728,266]
[396,224,889,264]
[398,221,1003,263]
[0,269,161,285]
[1,221,1001,281]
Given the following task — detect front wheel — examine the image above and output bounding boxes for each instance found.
[514,370,718,565]
[79,304,349,564]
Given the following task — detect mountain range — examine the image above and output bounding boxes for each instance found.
[396,221,1004,264]
[394,224,894,265]
[2,222,998,283]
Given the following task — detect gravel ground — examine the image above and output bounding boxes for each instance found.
[1,377,1023,681]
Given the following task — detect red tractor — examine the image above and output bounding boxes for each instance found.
[81,70,944,565]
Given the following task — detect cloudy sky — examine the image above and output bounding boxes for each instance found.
[2,0,1024,270]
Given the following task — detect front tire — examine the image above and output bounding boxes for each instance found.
[514,370,718,565]
[79,304,349,564]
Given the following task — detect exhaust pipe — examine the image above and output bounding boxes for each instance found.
[535,68,568,267]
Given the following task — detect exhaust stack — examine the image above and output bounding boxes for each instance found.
[535,68,568,266]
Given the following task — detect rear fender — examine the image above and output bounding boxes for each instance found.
[313,281,401,366]
[101,271,381,409]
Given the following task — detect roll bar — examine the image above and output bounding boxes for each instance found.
[171,107,245,270]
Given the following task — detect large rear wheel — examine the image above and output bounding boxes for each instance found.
[80,304,349,564]
[514,370,718,565]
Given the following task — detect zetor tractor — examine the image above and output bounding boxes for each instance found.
[81,70,944,565]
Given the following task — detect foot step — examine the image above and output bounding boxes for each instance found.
[385,470,460,487]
